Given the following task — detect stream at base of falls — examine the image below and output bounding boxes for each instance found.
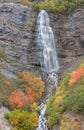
[36,103,48,130]
[36,71,58,130]
[36,10,59,130]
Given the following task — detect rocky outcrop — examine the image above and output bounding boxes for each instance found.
[50,9,84,70]
[0,107,12,130]
[0,3,37,77]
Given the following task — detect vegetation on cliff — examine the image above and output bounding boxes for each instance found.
[46,66,84,129]
[7,109,38,130]
[0,71,45,130]
[0,48,7,61]
[32,0,84,13]
[8,0,84,13]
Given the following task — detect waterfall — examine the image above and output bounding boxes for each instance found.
[36,10,59,130]
[36,10,59,73]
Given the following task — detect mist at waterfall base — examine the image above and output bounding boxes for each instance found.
[36,10,59,130]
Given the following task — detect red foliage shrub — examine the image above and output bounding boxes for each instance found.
[69,67,84,86]
[9,90,28,108]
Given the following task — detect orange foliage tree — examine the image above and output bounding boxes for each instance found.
[26,87,35,103]
[69,67,84,86]
[9,90,28,109]
[9,71,45,108]
[22,72,45,103]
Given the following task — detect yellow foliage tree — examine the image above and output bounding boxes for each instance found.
[31,112,38,127]
[32,102,38,111]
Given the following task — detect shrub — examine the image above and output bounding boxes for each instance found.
[46,96,64,127]
[46,66,84,127]
[0,71,44,108]
[9,90,28,109]
[62,77,84,114]
[32,0,84,13]
[8,109,38,130]
[0,48,7,60]
[0,73,16,107]
[72,120,81,130]
[60,115,72,130]
[17,71,45,103]
[69,67,84,86]
[32,102,39,112]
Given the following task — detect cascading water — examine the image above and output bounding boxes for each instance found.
[36,10,59,71]
[36,10,59,130]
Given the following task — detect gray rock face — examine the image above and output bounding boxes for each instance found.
[0,3,37,77]
[50,9,84,70]
[0,0,21,2]
[0,2,84,78]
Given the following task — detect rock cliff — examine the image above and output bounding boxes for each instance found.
[0,3,37,77]
[50,9,84,70]
[0,3,84,78]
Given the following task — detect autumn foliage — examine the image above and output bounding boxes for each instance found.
[46,66,84,127]
[8,109,38,130]
[19,72,44,103]
[26,88,35,103]
[72,117,81,130]
[69,67,84,86]
[9,91,28,109]
[0,70,44,129]
[8,71,44,108]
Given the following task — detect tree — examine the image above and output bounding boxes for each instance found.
[9,90,28,109]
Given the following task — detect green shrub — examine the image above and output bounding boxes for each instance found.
[32,0,84,13]
[46,96,64,127]
[46,73,71,127]
[8,109,38,130]
[0,73,17,107]
[0,48,7,60]
[46,67,84,127]
[61,77,84,114]
[34,70,40,77]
